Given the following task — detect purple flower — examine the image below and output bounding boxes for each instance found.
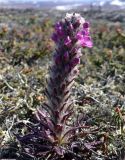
[63,52,69,61]
[79,36,93,48]
[76,31,93,48]
[83,22,89,29]
[64,36,72,46]
[64,64,71,73]
[55,22,64,36]
[76,32,83,39]
[82,30,90,36]
[54,55,61,65]
[69,24,74,30]
[51,33,58,42]
[54,22,61,30]
[73,20,80,29]
[70,57,80,68]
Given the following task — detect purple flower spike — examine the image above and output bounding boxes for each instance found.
[17,13,93,158]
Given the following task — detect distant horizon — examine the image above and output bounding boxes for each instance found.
[0,0,124,8]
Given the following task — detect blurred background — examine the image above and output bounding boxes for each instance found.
[0,0,125,10]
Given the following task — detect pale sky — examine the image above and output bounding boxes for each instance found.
[0,0,96,2]
[0,0,110,5]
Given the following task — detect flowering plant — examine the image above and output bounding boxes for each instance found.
[16,13,93,158]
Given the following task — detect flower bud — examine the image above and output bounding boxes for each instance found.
[64,36,72,46]
[63,52,69,62]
